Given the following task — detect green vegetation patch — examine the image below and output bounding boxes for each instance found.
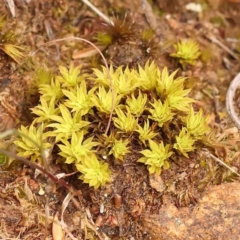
[14,61,210,189]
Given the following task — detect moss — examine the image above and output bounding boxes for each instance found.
[94,16,160,67]
[14,61,211,189]
[0,15,27,63]
[170,39,201,66]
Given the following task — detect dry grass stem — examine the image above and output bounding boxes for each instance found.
[3,0,15,17]
[207,34,239,60]
[81,0,113,25]
[203,149,240,177]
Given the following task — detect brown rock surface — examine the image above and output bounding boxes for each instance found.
[142,182,240,240]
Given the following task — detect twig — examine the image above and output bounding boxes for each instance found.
[43,200,50,240]
[3,0,15,17]
[203,148,240,177]
[31,36,114,136]
[44,19,60,61]
[141,0,161,37]
[206,34,239,60]
[141,0,158,30]
[0,148,73,190]
[226,38,240,43]
[226,72,240,129]
[81,0,113,25]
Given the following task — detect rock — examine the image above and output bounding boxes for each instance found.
[142,182,240,240]
[149,173,166,193]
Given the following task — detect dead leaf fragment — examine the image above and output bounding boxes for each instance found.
[72,45,106,59]
[131,199,146,217]
[52,212,64,240]
[165,15,181,30]
[185,3,202,13]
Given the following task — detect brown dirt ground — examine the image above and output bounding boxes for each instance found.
[1,0,240,239]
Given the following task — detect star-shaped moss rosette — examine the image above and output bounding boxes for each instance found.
[14,124,51,163]
[109,138,130,161]
[138,140,173,175]
[15,61,211,188]
[170,39,201,66]
[76,155,111,189]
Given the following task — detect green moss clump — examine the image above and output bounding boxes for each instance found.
[94,16,139,46]
[14,61,211,189]
[170,39,201,66]
[0,15,26,63]
[93,16,160,67]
